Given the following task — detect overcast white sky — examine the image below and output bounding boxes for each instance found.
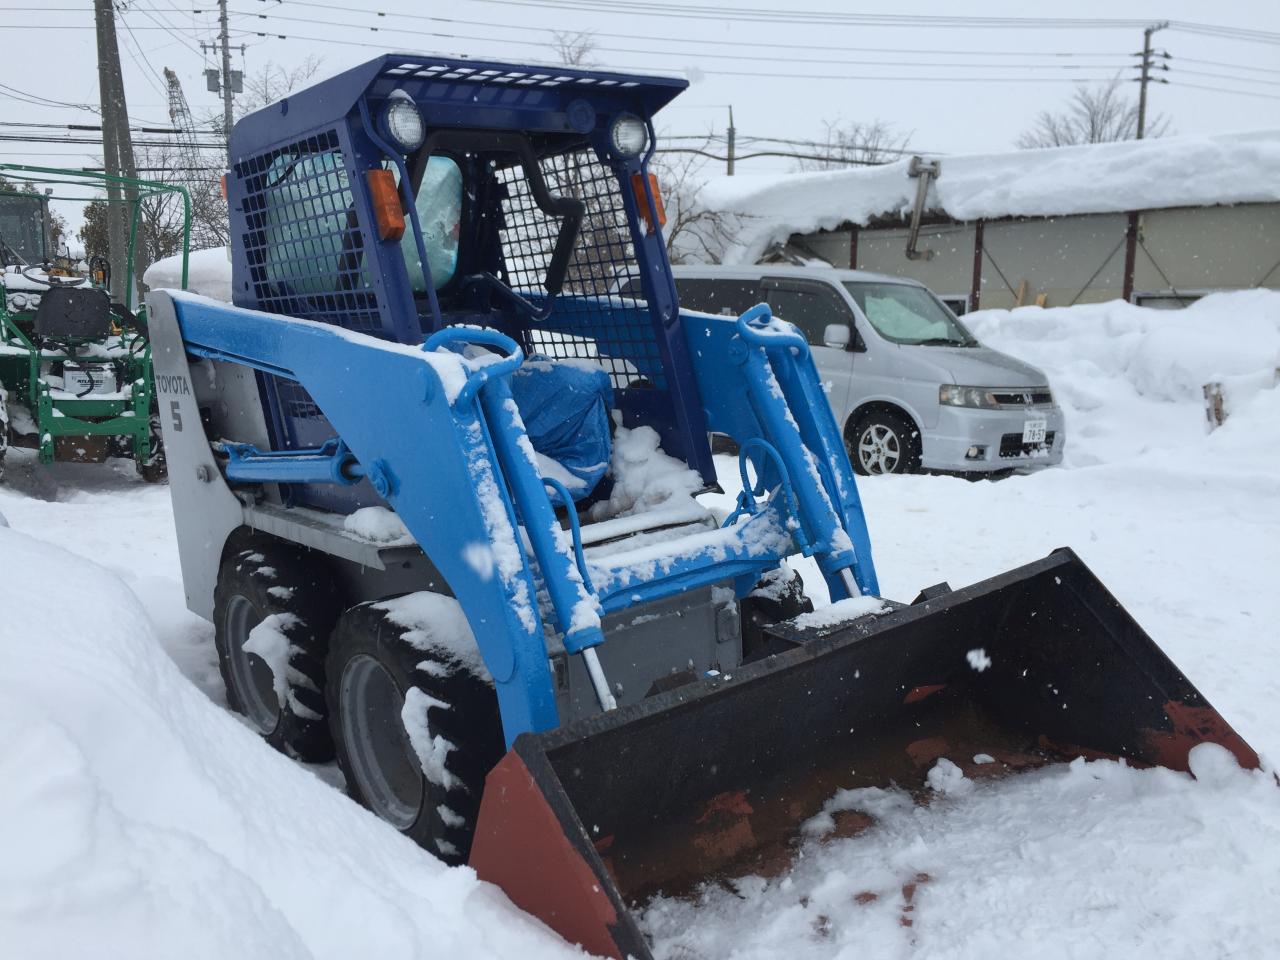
[2,0,1277,235]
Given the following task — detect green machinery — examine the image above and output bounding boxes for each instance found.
[0,165,189,481]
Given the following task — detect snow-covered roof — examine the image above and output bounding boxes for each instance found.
[689,129,1280,265]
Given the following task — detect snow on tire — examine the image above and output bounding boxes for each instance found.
[213,541,342,762]
[325,592,504,865]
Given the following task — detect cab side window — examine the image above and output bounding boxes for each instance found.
[764,282,854,346]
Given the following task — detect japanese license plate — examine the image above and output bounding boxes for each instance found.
[1022,419,1047,444]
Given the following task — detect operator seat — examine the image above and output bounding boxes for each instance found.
[33,287,112,341]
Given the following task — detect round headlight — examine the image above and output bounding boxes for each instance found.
[610,114,648,158]
[384,90,425,153]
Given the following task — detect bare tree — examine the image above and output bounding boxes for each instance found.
[203,56,324,143]
[651,138,734,265]
[1016,77,1170,149]
[241,56,324,114]
[793,119,912,171]
[79,143,188,284]
[134,144,194,265]
[550,31,598,67]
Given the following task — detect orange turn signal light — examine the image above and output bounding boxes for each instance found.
[631,172,667,234]
[367,169,406,242]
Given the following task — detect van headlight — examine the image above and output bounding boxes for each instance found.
[939,384,999,408]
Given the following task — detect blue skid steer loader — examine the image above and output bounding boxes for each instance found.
[148,56,1259,959]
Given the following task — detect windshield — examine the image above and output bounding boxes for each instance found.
[404,155,462,292]
[843,281,975,346]
[0,192,48,265]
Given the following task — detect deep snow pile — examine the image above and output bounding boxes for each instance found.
[680,129,1280,265]
[964,289,1280,467]
[143,246,233,301]
[643,748,1280,960]
[0,522,586,960]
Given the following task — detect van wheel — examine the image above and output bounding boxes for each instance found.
[849,411,921,476]
[326,595,505,865]
[213,542,341,761]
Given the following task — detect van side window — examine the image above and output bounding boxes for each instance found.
[764,282,854,346]
[676,277,760,316]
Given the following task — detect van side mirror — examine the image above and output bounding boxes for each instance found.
[822,323,851,350]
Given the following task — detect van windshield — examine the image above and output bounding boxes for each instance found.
[843,281,976,346]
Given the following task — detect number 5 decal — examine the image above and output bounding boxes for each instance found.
[170,399,183,432]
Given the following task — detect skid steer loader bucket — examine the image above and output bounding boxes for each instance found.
[470,548,1258,959]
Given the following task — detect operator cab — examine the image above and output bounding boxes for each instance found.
[228,56,713,514]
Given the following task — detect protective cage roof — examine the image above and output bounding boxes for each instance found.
[231,54,689,160]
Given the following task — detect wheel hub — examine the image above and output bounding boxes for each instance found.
[858,424,902,474]
[223,594,282,734]
[340,654,424,830]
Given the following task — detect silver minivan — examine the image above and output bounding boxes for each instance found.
[669,265,1065,475]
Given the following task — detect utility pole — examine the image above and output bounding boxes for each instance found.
[726,105,736,176]
[93,0,140,301]
[218,0,234,152]
[1136,21,1169,140]
[201,0,242,158]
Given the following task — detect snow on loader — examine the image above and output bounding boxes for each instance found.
[0,165,189,484]
[146,56,1259,958]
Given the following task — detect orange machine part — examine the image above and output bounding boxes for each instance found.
[366,169,406,242]
[631,172,667,234]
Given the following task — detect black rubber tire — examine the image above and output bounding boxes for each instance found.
[0,388,8,481]
[325,598,505,865]
[848,409,922,476]
[135,412,166,483]
[213,541,341,762]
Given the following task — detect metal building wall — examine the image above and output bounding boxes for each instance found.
[788,202,1279,311]
[856,223,977,308]
[1134,205,1280,305]
[976,213,1128,309]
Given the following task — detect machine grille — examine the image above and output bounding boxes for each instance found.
[234,129,384,337]
[496,148,665,391]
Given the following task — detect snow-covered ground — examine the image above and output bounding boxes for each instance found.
[1,292,1278,958]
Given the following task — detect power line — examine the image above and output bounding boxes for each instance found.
[1175,68,1280,88]
[225,1,1144,61]
[221,8,1138,72]
[1172,80,1280,101]
[470,1,1280,47]
[117,9,172,101]
[124,2,216,55]
[1176,56,1280,76]
[217,24,1134,85]
[0,120,218,134]
[337,2,1126,55]
[658,132,945,157]
[0,81,97,111]
[471,2,1155,28]
[1169,22,1280,47]
[0,133,227,148]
